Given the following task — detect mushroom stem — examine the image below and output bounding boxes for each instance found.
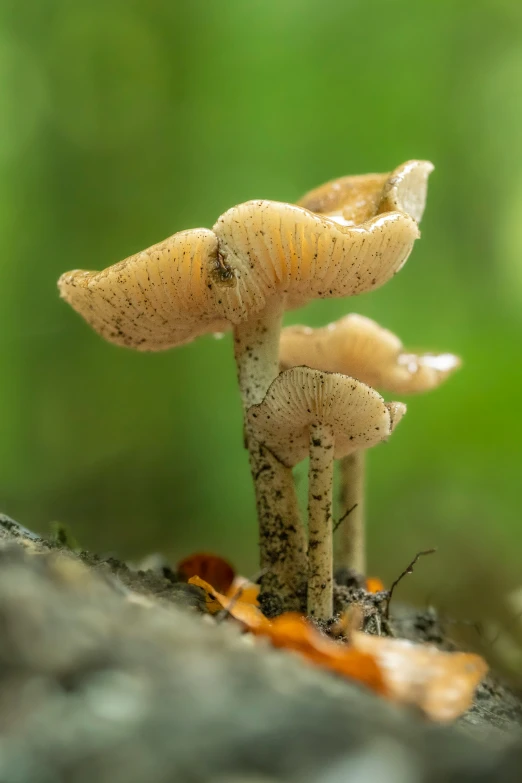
[338,451,366,575]
[308,423,335,620]
[233,307,307,613]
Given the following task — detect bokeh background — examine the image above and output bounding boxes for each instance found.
[1,0,521,625]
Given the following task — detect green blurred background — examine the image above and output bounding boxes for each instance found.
[1,0,521,617]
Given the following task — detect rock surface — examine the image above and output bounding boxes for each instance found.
[0,513,521,782]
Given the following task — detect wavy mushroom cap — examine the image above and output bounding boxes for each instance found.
[279,314,461,395]
[58,229,234,350]
[298,160,434,226]
[213,200,419,312]
[213,161,432,314]
[58,160,432,351]
[247,366,406,467]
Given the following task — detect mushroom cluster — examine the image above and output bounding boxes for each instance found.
[58,159,459,619]
[248,367,405,618]
[279,314,461,578]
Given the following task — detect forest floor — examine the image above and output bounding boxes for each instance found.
[0,512,521,783]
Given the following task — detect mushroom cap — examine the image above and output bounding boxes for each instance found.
[58,229,231,350]
[279,314,461,395]
[298,159,434,226]
[213,200,420,313]
[58,160,432,351]
[247,366,406,467]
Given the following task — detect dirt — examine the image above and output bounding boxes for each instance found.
[1,512,521,782]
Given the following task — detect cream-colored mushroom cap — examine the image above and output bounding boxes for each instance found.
[59,206,418,352]
[298,159,434,226]
[58,160,432,351]
[213,202,420,314]
[247,366,406,467]
[58,229,236,350]
[212,161,432,314]
[280,314,461,395]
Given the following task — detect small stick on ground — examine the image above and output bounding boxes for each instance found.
[384,548,437,620]
[215,588,245,624]
[216,568,269,624]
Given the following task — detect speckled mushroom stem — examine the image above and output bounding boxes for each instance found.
[338,451,366,576]
[233,307,307,614]
[308,422,335,620]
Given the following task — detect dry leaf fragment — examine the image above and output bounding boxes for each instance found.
[178,553,235,594]
[366,577,385,593]
[352,632,488,722]
[190,579,385,693]
[258,613,387,695]
[188,576,269,630]
[177,553,260,605]
[227,576,260,606]
[189,575,487,722]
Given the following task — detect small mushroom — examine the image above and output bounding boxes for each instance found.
[279,314,461,575]
[280,314,461,394]
[58,160,430,612]
[248,366,405,620]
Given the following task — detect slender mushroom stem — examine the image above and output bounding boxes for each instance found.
[308,422,335,619]
[233,306,307,613]
[338,451,366,575]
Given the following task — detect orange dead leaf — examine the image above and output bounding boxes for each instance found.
[226,576,260,606]
[189,578,386,694]
[178,553,235,593]
[366,577,385,593]
[352,631,488,722]
[253,613,387,695]
[189,573,486,722]
[188,576,269,631]
[188,575,223,614]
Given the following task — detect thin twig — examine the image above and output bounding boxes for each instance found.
[436,602,485,639]
[215,586,244,624]
[489,607,522,647]
[384,548,437,620]
[333,504,358,535]
[215,567,269,624]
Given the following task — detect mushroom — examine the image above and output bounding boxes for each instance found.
[248,366,406,619]
[280,314,461,394]
[279,314,461,575]
[58,160,431,612]
[213,159,429,607]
